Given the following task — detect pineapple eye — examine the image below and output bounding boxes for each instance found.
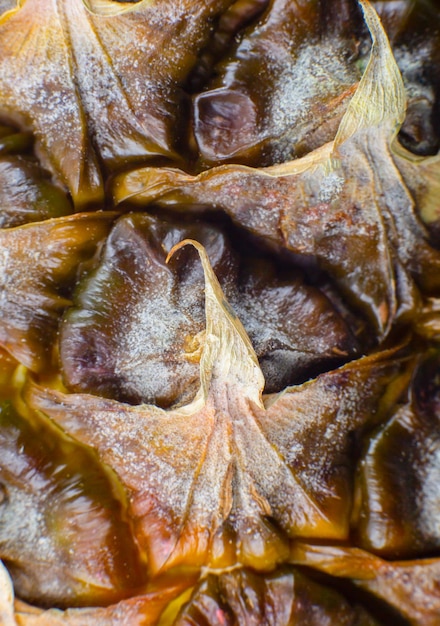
[59,213,358,406]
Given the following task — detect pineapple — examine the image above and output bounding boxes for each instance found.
[0,0,440,623]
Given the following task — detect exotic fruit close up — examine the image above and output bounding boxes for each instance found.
[0,0,440,624]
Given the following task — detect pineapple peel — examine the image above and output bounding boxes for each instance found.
[291,543,440,625]
[0,0,233,205]
[0,400,148,607]
[28,240,405,578]
[113,0,440,341]
[0,0,439,622]
[0,213,115,373]
[59,213,357,406]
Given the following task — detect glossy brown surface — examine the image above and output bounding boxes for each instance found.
[0,0,439,624]
[0,401,146,607]
[355,352,440,559]
[0,213,114,372]
[0,0,235,205]
[193,0,363,166]
[59,213,358,405]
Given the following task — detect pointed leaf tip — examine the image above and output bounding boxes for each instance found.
[334,0,406,147]
[167,239,264,405]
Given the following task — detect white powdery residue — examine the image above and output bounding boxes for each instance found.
[0,0,83,156]
[143,468,192,523]
[118,292,179,358]
[394,43,436,100]
[138,0,198,39]
[125,416,207,521]
[65,0,154,159]
[34,88,79,154]
[1,488,55,564]
[233,291,290,347]
[1,60,81,161]
[416,444,440,541]
[187,422,231,527]
[277,381,361,495]
[268,63,310,140]
[0,235,40,311]
[267,38,358,144]
[0,248,10,300]
[318,171,345,203]
[235,402,293,501]
[286,422,325,494]
[68,22,121,132]
[131,74,156,110]
[125,362,174,404]
[323,420,341,441]
[113,292,196,401]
